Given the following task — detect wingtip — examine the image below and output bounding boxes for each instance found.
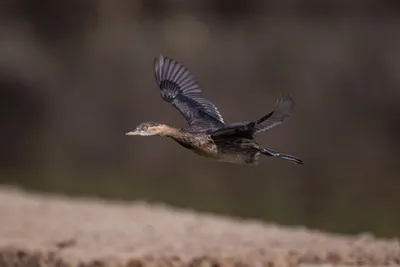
[154,54,165,65]
[275,94,295,111]
[277,94,294,103]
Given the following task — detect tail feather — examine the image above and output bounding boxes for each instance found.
[261,147,303,164]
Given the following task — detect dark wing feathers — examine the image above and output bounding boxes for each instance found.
[254,95,294,133]
[210,95,294,138]
[154,55,224,129]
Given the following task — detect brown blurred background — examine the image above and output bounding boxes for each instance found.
[0,0,399,237]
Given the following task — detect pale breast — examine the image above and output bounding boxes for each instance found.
[189,134,219,158]
[177,133,260,164]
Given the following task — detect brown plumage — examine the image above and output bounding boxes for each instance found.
[126,55,303,165]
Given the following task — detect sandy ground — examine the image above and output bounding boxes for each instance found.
[0,187,399,267]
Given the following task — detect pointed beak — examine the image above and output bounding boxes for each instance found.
[126,130,140,136]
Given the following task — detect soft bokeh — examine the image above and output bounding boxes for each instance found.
[1,1,399,237]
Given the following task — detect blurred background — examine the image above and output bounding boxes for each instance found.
[0,0,399,237]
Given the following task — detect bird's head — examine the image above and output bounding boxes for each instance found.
[126,122,170,136]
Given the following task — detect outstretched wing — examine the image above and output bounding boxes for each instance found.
[210,95,295,138]
[254,95,294,133]
[154,55,225,131]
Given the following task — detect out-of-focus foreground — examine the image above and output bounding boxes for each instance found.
[0,187,399,267]
[1,1,400,237]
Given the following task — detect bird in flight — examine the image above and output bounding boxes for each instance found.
[126,55,303,165]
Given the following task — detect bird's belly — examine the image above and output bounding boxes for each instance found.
[192,147,258,164]
[174,137,219,159]
[174,135,259,164]
[191,147,219,159]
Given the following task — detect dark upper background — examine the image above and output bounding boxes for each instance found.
[1,0,399,237]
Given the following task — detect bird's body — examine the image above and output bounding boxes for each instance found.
[127,55,303,165]
[169,130,262,164]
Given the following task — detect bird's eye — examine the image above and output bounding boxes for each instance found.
[142,125,148,131]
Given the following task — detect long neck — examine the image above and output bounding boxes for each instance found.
[159,125,185,140]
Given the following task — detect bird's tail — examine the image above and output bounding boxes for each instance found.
[260,147,303,164]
